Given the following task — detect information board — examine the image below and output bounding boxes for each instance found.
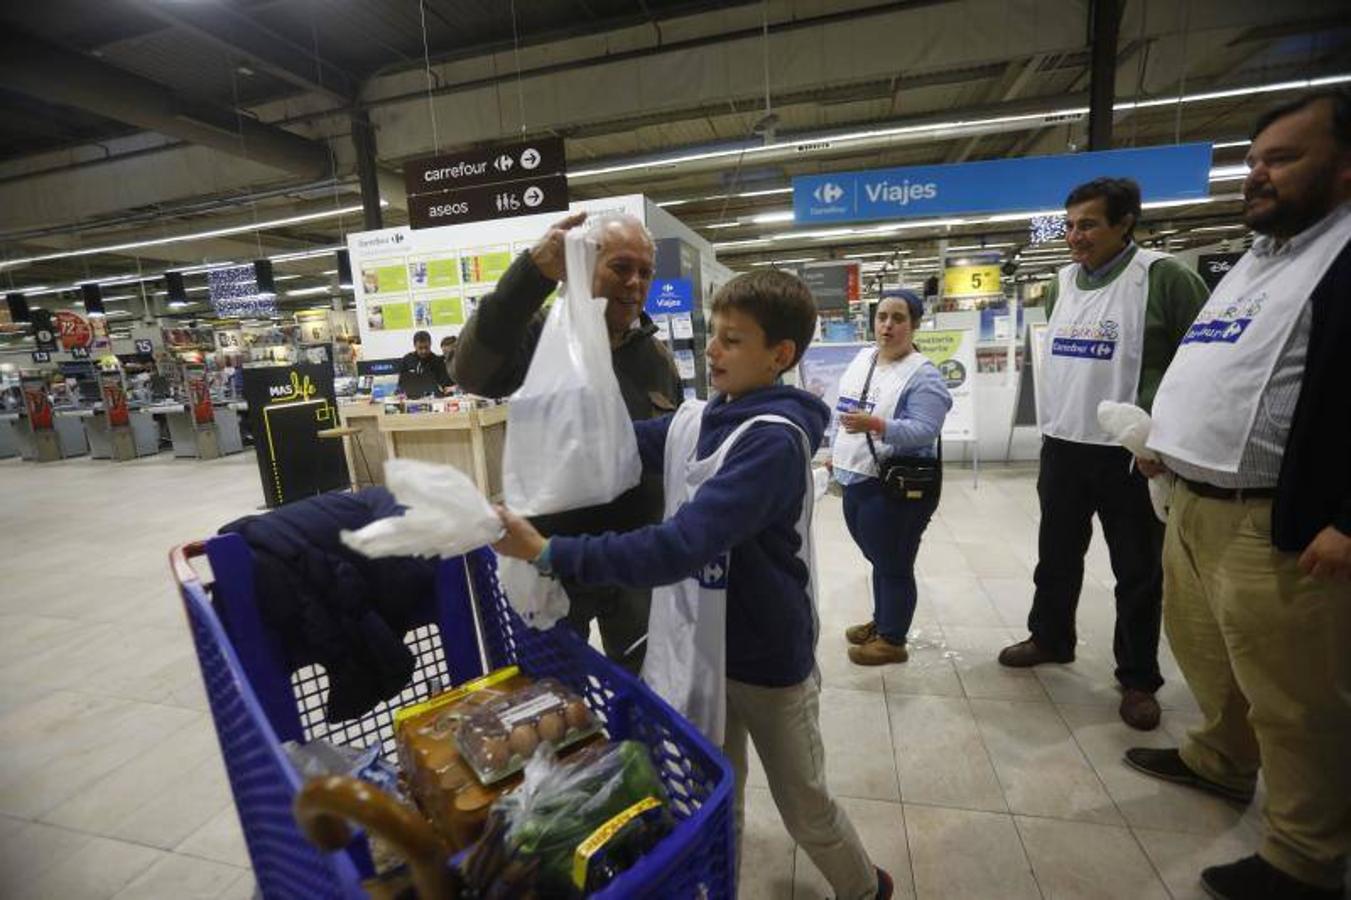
[241,362,348,508]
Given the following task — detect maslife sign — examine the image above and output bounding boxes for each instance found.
[793,143,1213,225]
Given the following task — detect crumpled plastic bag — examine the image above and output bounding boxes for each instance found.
[497,555,570,630]
[501,229,642,517]
[340,458,503,558]
[1097,401,1173,524]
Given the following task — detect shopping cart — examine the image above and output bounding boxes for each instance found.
[171,534,734,899]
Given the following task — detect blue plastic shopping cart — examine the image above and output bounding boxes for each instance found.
[171,535,734,899]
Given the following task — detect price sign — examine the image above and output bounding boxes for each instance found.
[54,310,93,350]
[31,350,51,363]
[70,346,90,360]
[134,339,154,355]
[943,264,1002,298]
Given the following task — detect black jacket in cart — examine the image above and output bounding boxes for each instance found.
[219,487,436,722]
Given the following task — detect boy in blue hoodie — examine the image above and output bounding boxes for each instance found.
[494,270,892,899]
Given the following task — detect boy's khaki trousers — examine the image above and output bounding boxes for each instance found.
[723,671,878,900]
[1164,481,1351,890]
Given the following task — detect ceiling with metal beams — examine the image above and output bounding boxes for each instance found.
[0,0,1347,323]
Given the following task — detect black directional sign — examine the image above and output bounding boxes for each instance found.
[403,137,566,198]
[407,173,569,230]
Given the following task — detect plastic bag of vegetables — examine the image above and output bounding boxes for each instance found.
[492,740,673,897]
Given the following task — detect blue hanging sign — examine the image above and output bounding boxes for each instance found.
[793,143,1213,225]
[646,278,694,315]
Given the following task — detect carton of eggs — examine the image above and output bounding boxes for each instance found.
[455,679,600,784]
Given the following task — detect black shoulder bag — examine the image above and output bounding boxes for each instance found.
[860,352,943,504]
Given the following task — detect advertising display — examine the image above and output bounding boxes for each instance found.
[348,195,645,362]
[242,363,348,508]
[913,329,977,442]
[21,375,53,430]
[184,365,214,425]
[793,142,1213,224]
[30,308,56,352]
[798,342,866,448]
[99,371,130,428]
[209,265,278,318]
[53,310,93,350]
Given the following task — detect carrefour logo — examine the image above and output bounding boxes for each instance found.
[1051,338,1117,360]
[1182,317,1253,345]
[814,182,844,204]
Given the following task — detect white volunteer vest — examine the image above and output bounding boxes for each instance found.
[831,347,929,478]
[1148,209,1351,472]
[641,400,818,744]
[1037,248,1168,445]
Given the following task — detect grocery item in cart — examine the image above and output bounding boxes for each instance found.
[456,679,600,785]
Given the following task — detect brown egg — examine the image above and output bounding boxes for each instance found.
[508,723,539,758]
[536,711,566,744]
[478,734,510,770]
[563,698,591,731]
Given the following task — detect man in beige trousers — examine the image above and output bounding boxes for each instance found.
[1128,90,1351,900]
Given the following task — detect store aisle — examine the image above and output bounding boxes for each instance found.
[0,455,1268,899]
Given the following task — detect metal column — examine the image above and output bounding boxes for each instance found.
[1086,0,1121,151]
[351,109,384,231]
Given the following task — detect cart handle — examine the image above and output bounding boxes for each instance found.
[295,776,459,900]
[170,541,209,587]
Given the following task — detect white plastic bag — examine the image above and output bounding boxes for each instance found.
[1097,401,1174,524]
[501,229,642,517]
[497,556,570,629]
[340,459,503,558]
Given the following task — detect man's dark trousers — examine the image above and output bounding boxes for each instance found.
[1029,435,1164,692]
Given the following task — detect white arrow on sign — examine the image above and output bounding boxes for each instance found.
[522,186,545,207]
[520,147,541,169]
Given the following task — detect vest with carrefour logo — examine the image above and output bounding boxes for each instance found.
[1037,248,1167,445]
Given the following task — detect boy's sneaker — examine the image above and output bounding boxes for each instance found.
[845,621,877,645]
[876,867,895,900]
[849,636,908,666]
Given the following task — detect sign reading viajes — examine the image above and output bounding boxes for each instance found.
[913,329,977,441]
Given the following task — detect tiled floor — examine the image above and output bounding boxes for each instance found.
[0,452,1307,899]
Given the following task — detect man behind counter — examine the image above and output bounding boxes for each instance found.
[397,330,453,398]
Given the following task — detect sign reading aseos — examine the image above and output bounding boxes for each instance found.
[403,137,568,229]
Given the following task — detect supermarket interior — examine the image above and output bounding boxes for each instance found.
[1,2,1348,899]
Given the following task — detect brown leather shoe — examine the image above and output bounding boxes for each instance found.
[997,638,1074,668]
[848,636,909,666]
[845,621,877,645]
[1119,689,1161,731]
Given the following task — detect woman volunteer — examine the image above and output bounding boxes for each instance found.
[832,290,952,666]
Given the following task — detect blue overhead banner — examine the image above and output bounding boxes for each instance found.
[646,278,694,315]
[793,143,1213,225]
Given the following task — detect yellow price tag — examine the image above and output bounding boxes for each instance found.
[943,264,1001,297]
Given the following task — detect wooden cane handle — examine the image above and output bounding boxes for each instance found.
[294,775,458,900]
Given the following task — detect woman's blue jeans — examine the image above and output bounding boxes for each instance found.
[841,477,939,644]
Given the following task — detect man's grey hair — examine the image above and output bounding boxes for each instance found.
[586,211,654,249]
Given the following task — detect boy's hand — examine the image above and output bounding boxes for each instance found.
[839,411,883,435]
[492,505,548,561]
[528,211,588,282]
[1135,457,1168,479]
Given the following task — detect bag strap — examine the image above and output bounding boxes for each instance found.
[862,351,943,469]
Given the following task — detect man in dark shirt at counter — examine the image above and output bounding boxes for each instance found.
[397,330,453,398]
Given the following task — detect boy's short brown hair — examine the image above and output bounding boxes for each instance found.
[711,270,818,371]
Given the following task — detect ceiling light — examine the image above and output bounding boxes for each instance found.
[1119,74,1351,111]
[0,207,365,271]
[1190,224,1248,232]
[1209,164,1248,182]
[947,242,1015,251]
[703,222,741,229]
[270,246,345,263]
[750,211,795,224]
[712,238,772,249]
[844,250,912,258]
[286,286,334,297]
[1212,139,1251,150]
[751,257,817,266]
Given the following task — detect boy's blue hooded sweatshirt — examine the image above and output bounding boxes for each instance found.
[549,385,830,688]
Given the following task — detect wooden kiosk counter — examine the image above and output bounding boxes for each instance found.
[337,399,508,498]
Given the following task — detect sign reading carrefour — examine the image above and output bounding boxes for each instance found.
[645,278,693,315]
[793,143,1213,225]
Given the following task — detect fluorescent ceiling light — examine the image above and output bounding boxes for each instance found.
[844,250,912,258]
[1119,74,1351,111]
[659,187,794,207]
[750,211,795,224]
[948,242,1015,251]
[713,238,772,249]
[1191,224,1248,232]
[1209,164,1248,182]
[270,246,344,263]
[1213,139,1251,149]
[703,222,741,229]
[751,257,817,266]
[274,274,303,281]
[286,286,334,297]
[0,207,364,271]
